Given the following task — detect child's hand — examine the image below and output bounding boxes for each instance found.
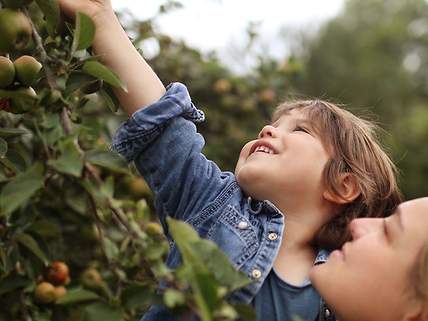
[58,0,113,22]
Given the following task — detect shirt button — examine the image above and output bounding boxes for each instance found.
[325,308,331,318]
[237,221,248,229]
[268,232,278,241]
[251,269,262,279]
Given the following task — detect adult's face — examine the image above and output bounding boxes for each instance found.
[310,197,428,321]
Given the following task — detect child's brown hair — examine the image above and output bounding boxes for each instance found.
[272,99,402,250]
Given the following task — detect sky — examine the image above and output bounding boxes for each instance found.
[111,0,346,72]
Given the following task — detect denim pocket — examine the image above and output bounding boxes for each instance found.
[206,205,259,269]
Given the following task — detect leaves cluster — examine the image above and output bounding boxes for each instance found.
[0,1,274,321]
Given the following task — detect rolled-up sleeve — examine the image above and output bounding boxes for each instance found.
[110,82,234,227]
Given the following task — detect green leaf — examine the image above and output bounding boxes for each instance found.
[28,220,62,239]
[99,87,119,113]
[56,288,99,305]
[103,237,119,261]
[0,275,31,296]
[121,285,161,310]
[82,61,127,92]
[190,241,252,291]
[64,72,97,97]
[35,0,60,36]
[163,289,185,308]
[0,162,45,217]
[167,218,224,321]
[72,12,96,52]
[47,138,84,177]
[84,302,124,321]
[84,150,128,174]
[0,138,7,158]
[232,304,257,321]
[0,128,29,138]
[0,170,7,183]
[192,272,219,321]
[16,233,49,265]
[65,190,88,215]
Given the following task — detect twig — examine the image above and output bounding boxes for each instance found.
[87,193,110,262]
[60,107,73,134]
[23,8,57,91]
[32,120,52,159]
[19,291,33,321]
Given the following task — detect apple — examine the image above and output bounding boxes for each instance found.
[53,286,67,301]
[145,222,163,237]
[14,55,42,86]
[127,177,151,198]
[0,56,15,88]
[45,261,70,286]
[0,9,32,53]
[34,282,56,304]
[213,79,232,94]
[81,268,103,289]
[0,98,11,112]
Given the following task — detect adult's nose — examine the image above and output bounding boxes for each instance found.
[258,125,277,139]
[349,218,382,240]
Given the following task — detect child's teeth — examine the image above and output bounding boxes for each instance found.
[255,146,273,154]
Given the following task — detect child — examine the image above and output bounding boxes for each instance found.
[59,1,402,320]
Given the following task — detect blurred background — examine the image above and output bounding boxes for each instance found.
[111,0,428,199]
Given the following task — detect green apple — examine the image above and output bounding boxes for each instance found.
[0,56,15,88]
[81,268,103,289]
[14,55,42,86]
[0,9,32,53]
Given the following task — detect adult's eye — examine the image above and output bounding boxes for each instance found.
[383,219,390,242]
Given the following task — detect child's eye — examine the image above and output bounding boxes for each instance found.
[293,126,310,134]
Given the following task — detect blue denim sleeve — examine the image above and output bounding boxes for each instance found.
[110,82,234,226]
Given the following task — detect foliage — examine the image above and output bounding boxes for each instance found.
[0,1,280,320]
[292,0,428,198]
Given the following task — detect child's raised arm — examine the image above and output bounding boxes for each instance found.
[59,0,166,117]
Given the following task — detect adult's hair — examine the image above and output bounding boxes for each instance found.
[272,99,402,250]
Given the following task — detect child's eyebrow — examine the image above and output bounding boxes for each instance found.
[295,118,315,128]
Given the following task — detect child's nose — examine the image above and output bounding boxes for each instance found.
[258,125,277,139]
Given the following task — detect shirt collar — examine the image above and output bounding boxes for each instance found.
[247,197,283,217]
[314,249,331,265]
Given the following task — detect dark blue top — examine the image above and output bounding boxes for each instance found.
[252,268,320,321]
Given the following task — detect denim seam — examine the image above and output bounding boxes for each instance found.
[112,122,167,151]
[188,180,240,227]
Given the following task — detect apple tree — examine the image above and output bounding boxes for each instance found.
[0,1,259,321]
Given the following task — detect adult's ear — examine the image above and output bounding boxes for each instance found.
[323,173,361,205]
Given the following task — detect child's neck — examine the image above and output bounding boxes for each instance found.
[273,203,333,286]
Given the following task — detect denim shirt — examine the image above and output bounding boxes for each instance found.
[111,82,331,321]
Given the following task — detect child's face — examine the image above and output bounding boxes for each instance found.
[235,109,331,206]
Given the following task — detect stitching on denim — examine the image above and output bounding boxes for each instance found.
[205,206,259,268]
[188,180,239,227]
[113,124,164,151]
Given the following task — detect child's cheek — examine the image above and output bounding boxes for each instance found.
[240,141,255,158]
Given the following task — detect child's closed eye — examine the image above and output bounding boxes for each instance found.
[293,126,310,134]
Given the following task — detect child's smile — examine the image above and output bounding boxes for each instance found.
[234,109,330,207]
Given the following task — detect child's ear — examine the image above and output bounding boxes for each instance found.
[323,173,361,205]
